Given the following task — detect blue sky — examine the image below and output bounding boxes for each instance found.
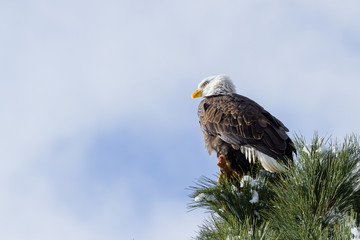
[1,0,360,239]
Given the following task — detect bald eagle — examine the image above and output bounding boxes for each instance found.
[192,75,295,180]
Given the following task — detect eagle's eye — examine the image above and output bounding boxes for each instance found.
[200,81,209,89]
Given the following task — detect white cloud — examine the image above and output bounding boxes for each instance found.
[137,199,205,240]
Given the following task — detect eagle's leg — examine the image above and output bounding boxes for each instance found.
[217,155,238,183]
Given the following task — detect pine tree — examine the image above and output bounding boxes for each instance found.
[189,135,360,240]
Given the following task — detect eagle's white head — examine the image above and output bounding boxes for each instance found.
[192,75,236,99]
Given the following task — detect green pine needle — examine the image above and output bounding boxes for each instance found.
[189,134,360,240]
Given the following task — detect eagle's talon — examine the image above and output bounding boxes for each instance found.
[217,155,237,182]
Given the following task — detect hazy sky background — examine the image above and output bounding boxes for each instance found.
[1,1,360,239]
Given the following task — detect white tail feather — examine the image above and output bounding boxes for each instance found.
[240,146,285,172]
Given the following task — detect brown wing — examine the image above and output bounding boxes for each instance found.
[198,94,293,161]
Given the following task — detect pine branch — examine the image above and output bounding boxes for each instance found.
[189,134,360,240]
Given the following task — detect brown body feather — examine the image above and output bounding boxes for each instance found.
[198,93,295,176]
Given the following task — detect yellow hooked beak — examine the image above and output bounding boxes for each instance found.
[192,89,203,99]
